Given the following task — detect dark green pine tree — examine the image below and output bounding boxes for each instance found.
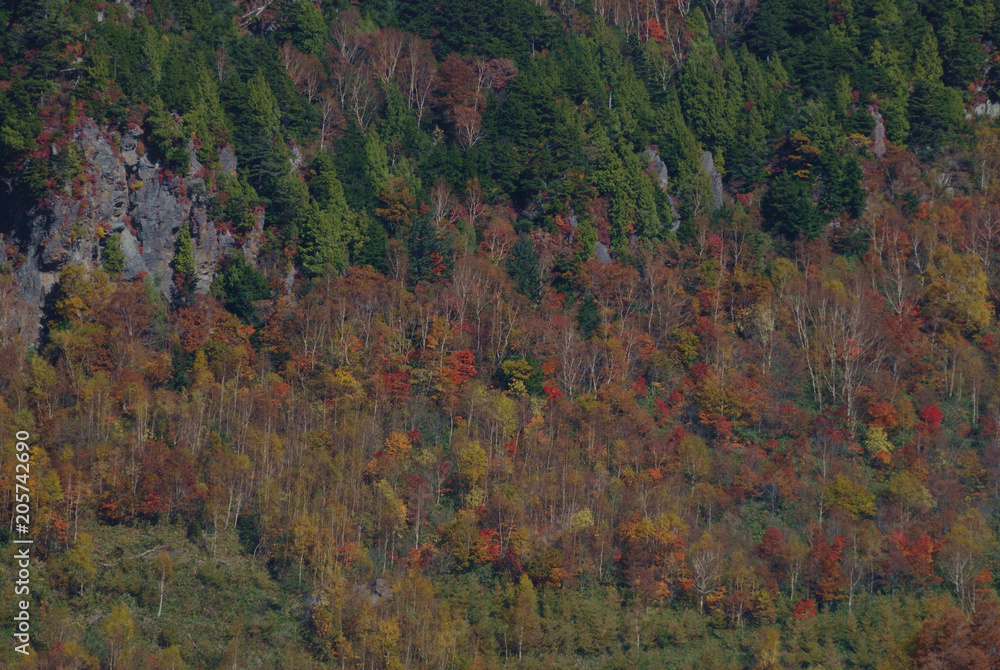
[223,69,299,239]
[241,70,284,184]
[183,67,229,162]
[678,9,735,157]
[334,123,373,211]
[237,70,310,236]
[285,0,326,57]
[573,217,598,266]
[146,96,188,170]
[589,125,635,253]
[406,216,453,285]
[508,233,541,301]
[211,252,271,326]
[623,150,661,243]
[381,86,427,156]
[762,171,822,240]
[214,173,260,234]
[655,89,701,188]
[171,223,197,299]
[932,11,983,88]
[577,293,600,339]
[820,151,866,220]
[354,213,389,274]
[364,130,390,197]
[728,47,771,186]
[907,27,964,156]
[300,152,359,277]
[102,233,126,277]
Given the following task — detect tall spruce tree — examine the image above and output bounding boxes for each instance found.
[508,233,541,301]
[300,153,360,277]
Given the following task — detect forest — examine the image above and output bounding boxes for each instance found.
[1,0,1000,667]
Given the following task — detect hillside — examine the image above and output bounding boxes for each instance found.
[1,0,1000,667]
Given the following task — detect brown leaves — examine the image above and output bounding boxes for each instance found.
[438,55,517,148]
[914,599,1000,669]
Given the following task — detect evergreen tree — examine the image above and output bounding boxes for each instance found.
[406,215,453,285]
[355,213,389,273]
[213,173,260,234]
[146,96,188,170]
[574,217,597,266]
[240,70,292,214]
[820,151,866,220]
[913,27,945,83]
[907,25,963,155]
[655,89,701,187]
[171,223,197,298]
[285,0,326,57]
[184,67,228,160]
[933,11,983,87]
[729,46,773,186]
[382,86,426,156]
[334,122,373,210]
[678,9,735,156]
[590,126,636,252]
[300,153,359,277]
[624,150,661,242]
[102,233,125,277]
[508,233,541,301]
[364,130,391,197]
[868,40,910,142]
[907,79,963,156]
[211,252,271,325]
[577,293,599,339]
[762,171,822,240]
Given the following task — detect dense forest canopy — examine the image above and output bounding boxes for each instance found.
[2,0,1000,667]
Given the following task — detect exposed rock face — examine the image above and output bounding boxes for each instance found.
[700,151,724,210]
[968,100,1000,120]
[219,144,238,175]
[644,147,682,232]
[644,148,670,188]
[869,106,887,158]
[6,117,262,343]
[594,241,613,264]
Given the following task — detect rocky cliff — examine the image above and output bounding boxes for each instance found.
[3,117,263,343]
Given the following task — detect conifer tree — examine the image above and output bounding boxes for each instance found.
[908,25,963,154]
[679,9,736,156]
[508,233,541,301]
[656,89,701,187]
[913,27,944,83]
[300,153,360,277]
[762,171,821,240]
[171,223,197,298]
[407,215,453,285]
[364,130,391,197]
[184,67,228,157]
[102,234,125,277]
[241,70,291,206]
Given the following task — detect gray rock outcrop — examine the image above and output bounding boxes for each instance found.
[644,148,670,189]
[869,106,886,158]
[644,147,682,232]
[700,151,724,210]
[595,241,612,264]
[968,100,1000,120]
[6,117,263,343]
